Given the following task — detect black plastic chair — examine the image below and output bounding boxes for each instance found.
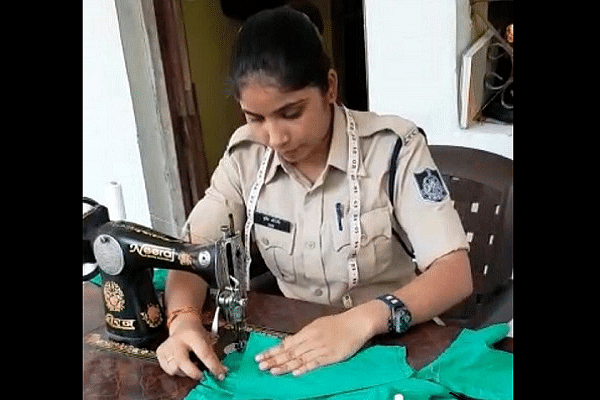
[250,145,514,329]
[430,145,513,328]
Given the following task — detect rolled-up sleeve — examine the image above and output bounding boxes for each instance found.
[185,151,246,245]
[393,134,469,271]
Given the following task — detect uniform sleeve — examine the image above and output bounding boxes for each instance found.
[392,134,469,271]
[185,151,246,245]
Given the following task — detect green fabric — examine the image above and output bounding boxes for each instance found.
[185,324,513,400]
[416,323,513,400]
[88,271,511,399]
[89,268,168,291]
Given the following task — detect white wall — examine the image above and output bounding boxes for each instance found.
[83,0,151,225]
[364,1,513,336]
[364,0,513,159]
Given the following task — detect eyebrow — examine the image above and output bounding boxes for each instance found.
[241,98,307,119]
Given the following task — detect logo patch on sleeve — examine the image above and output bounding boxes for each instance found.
[414,168,448,202]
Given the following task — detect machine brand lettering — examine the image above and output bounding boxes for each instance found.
[105,313,136,330]
[129,243,175,262]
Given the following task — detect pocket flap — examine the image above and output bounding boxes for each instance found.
[255,223,295,255]
[333,207,391,252]
[360,207,392,245]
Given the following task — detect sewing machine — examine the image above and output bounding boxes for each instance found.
[82,197,249,353]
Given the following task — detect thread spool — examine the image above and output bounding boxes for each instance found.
[105,181,126,220]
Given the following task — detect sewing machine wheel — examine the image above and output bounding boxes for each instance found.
[83,198,101,281]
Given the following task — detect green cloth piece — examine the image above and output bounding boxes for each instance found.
[185,324,513,400]
[188,332,445,400]
[88,270,511,399]
[89,268,168,291]
[416,323,513,400]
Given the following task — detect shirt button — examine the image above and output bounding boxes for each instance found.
[342,294,353,308]
[262,237,269,246]
[307,241,315,249]
[313,288,323,296]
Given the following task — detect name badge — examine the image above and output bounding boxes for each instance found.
[254,211,292,233]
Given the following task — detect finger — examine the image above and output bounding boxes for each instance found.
[156,342,179,376]
[269,354,306,376]
[270,345,327,376]
[158,357,178,376]
[160,341,207,380]
[189,339,228,380]
[259,341,318,374]
[257,345,300,371]
[255,342,285,362]
[162,344,201,379]
[291,355,325,377]
[255,330,311,363]
[177,356,204,381]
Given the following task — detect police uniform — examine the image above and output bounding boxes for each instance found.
[186,104,468,308]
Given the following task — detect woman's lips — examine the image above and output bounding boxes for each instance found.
[278,147,299,160]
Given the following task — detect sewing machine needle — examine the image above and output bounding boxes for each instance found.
[211,306,220,336]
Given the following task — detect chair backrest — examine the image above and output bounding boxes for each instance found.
[429,145,513,323]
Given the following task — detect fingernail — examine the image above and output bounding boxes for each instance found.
[218,373,226,381]
[255,353,263,362]
[258,361,268,371]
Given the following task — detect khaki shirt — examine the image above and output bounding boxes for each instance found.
[186,104,468,307]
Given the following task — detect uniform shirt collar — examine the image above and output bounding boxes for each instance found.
[327,104,349,172]
[265,104,365,184]
[329,104,367,176]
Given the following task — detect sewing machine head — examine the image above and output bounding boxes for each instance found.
[83,197,248,351]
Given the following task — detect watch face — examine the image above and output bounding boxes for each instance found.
[393,309,411,333]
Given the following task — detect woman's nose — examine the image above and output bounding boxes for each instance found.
[265,120,289,149]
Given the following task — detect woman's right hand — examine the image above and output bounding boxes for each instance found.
[156,314,228,381]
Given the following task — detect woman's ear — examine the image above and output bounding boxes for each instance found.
[325,69,338,104]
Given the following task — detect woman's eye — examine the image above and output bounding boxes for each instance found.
[246,114,263,123]
[282,107,303,119]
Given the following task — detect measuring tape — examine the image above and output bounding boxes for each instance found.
[343,106,361,308]
[244,147,273,289]
[243,106,361,309]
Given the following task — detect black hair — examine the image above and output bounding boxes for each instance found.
[229,6,331,100]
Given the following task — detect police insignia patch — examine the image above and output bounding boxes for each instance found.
[414,168,448,202]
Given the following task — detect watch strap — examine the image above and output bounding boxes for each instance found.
[377,294,404,309]
[376,294,412,334]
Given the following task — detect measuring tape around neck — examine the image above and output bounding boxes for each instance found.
[342,106,361,308]
[244,147,273,289]
[243,106,361,308]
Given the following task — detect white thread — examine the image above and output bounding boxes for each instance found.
[211,306,221,335]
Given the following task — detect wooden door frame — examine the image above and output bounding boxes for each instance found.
[152,0,210,215]
[113,0,209,235]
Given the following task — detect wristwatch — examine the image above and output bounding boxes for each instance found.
[376,294,412,334]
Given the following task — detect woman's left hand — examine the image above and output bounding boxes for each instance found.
[254,309,375,377]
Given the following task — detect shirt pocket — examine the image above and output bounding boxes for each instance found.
[255,223,297,283]
[333,206,392,281]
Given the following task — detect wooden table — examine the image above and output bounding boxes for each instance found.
[83,282,512,399]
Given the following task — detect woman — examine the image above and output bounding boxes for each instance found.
[157,6,472,381]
